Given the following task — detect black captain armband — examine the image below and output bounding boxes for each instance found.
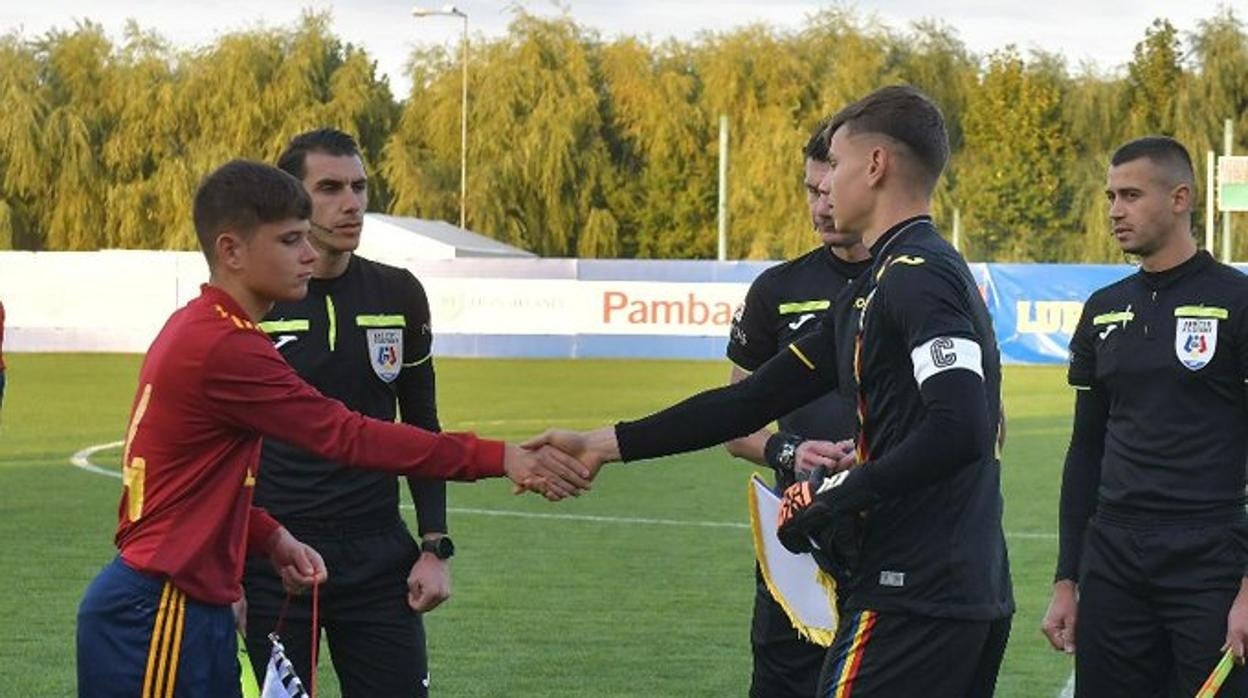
[764,432,805,474]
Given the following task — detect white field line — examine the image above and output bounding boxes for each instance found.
[68,440,1057,539]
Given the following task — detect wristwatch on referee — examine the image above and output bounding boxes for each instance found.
[764,432,805,474]
[420,536,455,560]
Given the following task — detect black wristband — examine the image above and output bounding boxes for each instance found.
[764,432,804,473]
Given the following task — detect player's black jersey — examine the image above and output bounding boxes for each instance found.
[253,255,441,522]
[1069,251,1248,516]
[604,215,1012,619]
[821,216,1011,620]
[727,247,870,481]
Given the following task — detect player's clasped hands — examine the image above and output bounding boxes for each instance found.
[509,429,614,501]
[503,441,594,501]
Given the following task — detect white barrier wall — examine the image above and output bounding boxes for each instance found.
[11,250,1221,363]
[0,251,756,358]
[0,251,212,353]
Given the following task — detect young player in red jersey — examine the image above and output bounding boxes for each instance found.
[76,160,589,698]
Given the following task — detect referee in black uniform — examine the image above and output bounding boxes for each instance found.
[725,119,870,698]
[526,85,1014,697]
[1042,136,1248,697]
[242,129,452,697]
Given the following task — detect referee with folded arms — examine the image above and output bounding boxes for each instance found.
[1042,136,1248,696]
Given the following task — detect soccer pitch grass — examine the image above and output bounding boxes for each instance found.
[0,354,1074,696]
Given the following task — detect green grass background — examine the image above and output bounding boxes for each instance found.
[0,355,1075,696]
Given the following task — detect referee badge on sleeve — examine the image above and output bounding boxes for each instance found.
[366,328,404,382]
[1175,318,1217,371]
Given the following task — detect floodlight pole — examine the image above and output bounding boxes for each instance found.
[1206,150,1216,253]
[717,115,729,261]
[1222,118,1233,263]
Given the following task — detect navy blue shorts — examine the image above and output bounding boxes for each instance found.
[77,557,241,698]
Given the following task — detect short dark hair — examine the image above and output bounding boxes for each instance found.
[1110,136,1195,187]
[825,85,950,191]
[276,128,362,181]
[193,160,311,263]
[804,117,832,163]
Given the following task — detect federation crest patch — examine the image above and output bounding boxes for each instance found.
[366,328,403,382]
[1174,318,1217,371]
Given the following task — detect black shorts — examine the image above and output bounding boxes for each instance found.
[243,515,427,698]
[749,570,827,698]
[1075,514,1248,698]
[818,609,1010,697]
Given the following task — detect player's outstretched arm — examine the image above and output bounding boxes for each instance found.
[203,334,591,493]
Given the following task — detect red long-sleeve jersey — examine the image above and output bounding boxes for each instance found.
[115,285,504,604]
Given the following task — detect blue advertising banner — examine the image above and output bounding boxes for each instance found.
[975,263,1248,364]
[973,264,1133,364]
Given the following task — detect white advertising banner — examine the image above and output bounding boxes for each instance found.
[422,278,748,336]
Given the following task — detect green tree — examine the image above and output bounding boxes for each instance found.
[1126,19,1183,136]
[958,48,1075,261]
[385,12,616,257]
[597,38,713,258]
[0,32,51,249]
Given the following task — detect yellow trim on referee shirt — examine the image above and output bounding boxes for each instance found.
[1092,311,1134,326]
[778,300,830,315]
[1174,306,1228,319]
[326,295,337,351]
[355,314,407,327]
[258,319,309,333]
[787,343,816,370]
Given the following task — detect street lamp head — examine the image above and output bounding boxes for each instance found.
[412,4,465,17]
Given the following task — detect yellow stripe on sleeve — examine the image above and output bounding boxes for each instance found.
[787,343,816,371]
